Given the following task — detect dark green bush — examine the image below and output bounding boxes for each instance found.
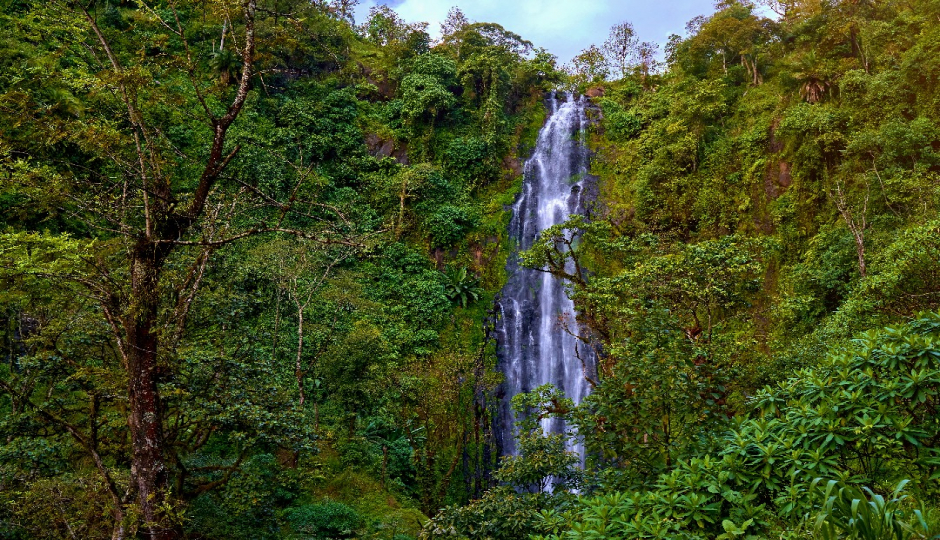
[424,205,478,248]
[283,501,364,539]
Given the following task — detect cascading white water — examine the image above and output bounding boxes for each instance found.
[496,92,595,460]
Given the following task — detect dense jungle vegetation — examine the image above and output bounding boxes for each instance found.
[0,0,939,538]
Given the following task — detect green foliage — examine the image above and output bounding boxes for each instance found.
[570,45,610,86]
[283,501,364,539]
[533,486,752,540]
[741,312,940,493]
[361,5,422,48]
[399,54,458,125]
[442,266,483,308]
[837,221,940,329]
[521,220,768,475]
[598,102,644,141]
[493,386,584,493]
[420,385,584,539]
[445,136,497,188]
[3,0,940,536]
[807,479,937,540]
[0,475,134,539]
[420,488,550,540]
[425,205,478,248]
[494,431,582,493]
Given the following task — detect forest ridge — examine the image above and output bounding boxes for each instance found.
[1,0,939,539]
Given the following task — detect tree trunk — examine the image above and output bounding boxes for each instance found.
[382,445,388,488]
[852,229,867,278]
[830,181,869,278]
[125,242,175,540]
[295,305,306,408]
[397,179,408,239]
[76,2,258,536]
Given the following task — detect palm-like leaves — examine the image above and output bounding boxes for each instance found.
[442,266,483,308]
[809,479,937,540]
[793,50,833,103]
[209,48,240,85]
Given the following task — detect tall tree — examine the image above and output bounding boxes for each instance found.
[0,1,361,537]
[570,44,610,85]
[39,2,259,533]
[603,21,638,79]
[441,6,470,38]
[328,0,359,23]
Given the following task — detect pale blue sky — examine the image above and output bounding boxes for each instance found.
[353,0,720,63]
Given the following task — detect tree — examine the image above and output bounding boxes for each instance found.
[757,0,799,21]
[69,4,259,534]
[327,0,359,24]
[601,22,661,83]
[521,218,766,471]
[603,22,638,79]
[265,238,351,414]
[399,54,459,129]
[361,5,411,46]
[0,1,362,537]
[685,2,771,84]
[441,6,470,38]
[634,40,661,83]
[828,176,869,277]
[570,44,610,85]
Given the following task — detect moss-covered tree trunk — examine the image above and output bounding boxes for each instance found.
[124,242,174,538]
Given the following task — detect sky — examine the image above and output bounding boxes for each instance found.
[352,0,720,64]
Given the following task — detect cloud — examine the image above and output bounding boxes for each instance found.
[353,0,716,63]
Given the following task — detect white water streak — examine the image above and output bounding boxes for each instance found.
[497,93,594,461]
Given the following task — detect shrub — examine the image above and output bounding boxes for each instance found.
[283,501,364,539]
[424,205,478,248]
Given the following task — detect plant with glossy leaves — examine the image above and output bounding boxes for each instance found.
[442,266,483,308]
[809,478,938,540]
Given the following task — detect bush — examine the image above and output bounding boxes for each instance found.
[736,311,940,496]
[444,137,497,188]
[283,501,364,539]
[807,479,934,540]
[424,205,478,248]
[420,488,551,540]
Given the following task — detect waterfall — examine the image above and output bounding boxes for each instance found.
[496,92,596,460]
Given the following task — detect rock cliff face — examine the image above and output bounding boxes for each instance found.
[495,92,597,460]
